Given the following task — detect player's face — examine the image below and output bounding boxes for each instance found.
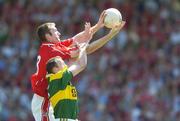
[48,26,61,43]
[53,58,66,73]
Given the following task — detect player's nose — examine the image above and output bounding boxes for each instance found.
[56,31,61,36]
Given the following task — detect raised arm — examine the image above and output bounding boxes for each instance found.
[86,21,126,54]
[68,44,88,76]
[72,11,106,43]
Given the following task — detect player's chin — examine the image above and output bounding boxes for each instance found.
[56,37,60,41]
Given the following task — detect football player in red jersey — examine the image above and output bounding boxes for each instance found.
[31,10,125,121]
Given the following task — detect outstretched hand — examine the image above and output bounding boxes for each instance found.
[96,10,106,28]
[110,21,126,34]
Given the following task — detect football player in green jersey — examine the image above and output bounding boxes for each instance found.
[46,43,88,121]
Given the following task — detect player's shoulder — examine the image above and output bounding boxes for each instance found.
[41,42,54,48]
[46,66,69,81]
[38,43,52,56]
[39,42,54,51]
[62,38,74,43]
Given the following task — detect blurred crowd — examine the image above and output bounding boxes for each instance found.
[0,0,180,121]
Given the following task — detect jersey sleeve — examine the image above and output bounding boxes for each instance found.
[47,45,71,59]
[60,38,74,47]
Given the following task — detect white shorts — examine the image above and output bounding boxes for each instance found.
[31,94,78,121]
[31,94,55,121]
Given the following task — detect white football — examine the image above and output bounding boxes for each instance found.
[104,8,122,28]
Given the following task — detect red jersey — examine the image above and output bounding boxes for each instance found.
[31,39,74,98]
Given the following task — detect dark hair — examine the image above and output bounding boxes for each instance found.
[46,57,59,74]
[36,23,55,42]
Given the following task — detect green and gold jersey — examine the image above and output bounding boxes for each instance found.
[46,66,78,119]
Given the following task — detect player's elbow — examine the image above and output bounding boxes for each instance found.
[82,61,87,69]
[81,65,86,71]
[80,60,87,70]
[86,45,95,55]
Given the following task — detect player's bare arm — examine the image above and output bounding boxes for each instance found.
[72,11,106,44]
[69,21,125,57]
[68,44,88,76]
[86,21,126,54]
[69,23,92,58]
[90,10,106,34]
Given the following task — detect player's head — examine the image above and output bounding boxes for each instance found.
[37,22,61,43]
[46,56,66,74]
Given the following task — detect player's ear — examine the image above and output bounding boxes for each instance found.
[45,33,51,42]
